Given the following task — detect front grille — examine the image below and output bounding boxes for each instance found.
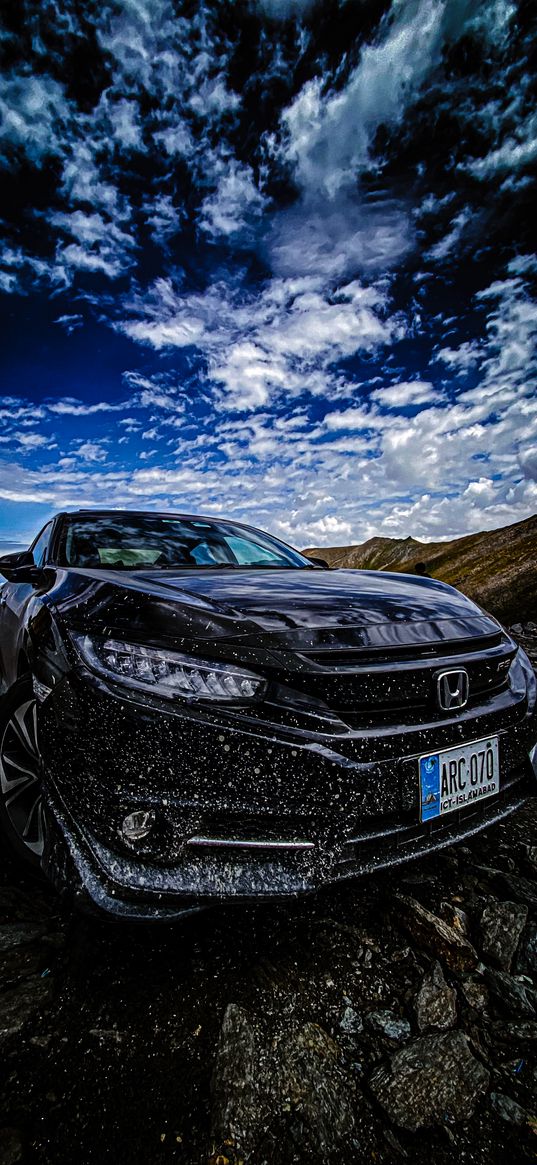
[276,639,515,729]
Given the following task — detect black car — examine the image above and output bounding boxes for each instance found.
[0,509,536,921]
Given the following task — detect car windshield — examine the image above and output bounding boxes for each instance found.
[59,514,314,571]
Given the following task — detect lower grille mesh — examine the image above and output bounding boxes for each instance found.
[334,768,531,874]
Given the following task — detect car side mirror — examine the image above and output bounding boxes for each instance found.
[0,550,42,583]
[307,557,331,570]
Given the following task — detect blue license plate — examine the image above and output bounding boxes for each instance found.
[419,735,500,821]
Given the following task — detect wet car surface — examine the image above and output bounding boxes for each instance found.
[0,509,536,919]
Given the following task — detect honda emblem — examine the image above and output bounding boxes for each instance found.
[436,669,469,711]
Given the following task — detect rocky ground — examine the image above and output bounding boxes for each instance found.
[0,629,536,1165]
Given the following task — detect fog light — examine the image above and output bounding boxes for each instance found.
[121,809,156,842]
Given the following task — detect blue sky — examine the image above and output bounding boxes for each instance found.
[0,0,536,547]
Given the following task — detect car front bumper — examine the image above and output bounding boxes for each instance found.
[38,667,537,920]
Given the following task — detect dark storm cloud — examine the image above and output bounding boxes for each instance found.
[0,0,535,543]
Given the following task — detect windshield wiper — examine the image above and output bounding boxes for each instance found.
[148,562,238,570]
[142,562,316,571]
[93,561,317,572]
[236,564,315,569]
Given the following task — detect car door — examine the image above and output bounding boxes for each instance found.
[0,521,55,691]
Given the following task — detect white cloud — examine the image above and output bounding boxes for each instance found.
[508,254,537,276]
[153,120,193,158]
[269,194,412,281]
[466,110,537,179]
[434,340,481,374]
[9,432,51,449]
[276,514,353,544]
[50,207,136,281]
[54,313,84,334]
[143,194,184,245]
[121,372,185,412]
[0,72,69,165]
[0,242,65,295]
[279,0,481,199]
[426,208,473,261]
[199,159,266,238]
[96,0,182,95]
[117,273,398,410]
[0,398,46,424]
[188,74,240,120]
[0,0,252,287]
[105,97,143,151]
[74,441,109,463]
[59,138,123,219]
[47,398,133,416]
[370,380,441,408]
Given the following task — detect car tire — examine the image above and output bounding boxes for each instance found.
[0,677,47,872]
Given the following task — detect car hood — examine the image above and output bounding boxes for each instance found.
[53,566,498,657]
[54,566,500,652]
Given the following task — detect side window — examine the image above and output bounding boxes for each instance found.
[30,522,54,568]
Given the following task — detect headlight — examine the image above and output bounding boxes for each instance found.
[71,634,267,704]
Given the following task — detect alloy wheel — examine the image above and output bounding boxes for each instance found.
[0,697,45,857]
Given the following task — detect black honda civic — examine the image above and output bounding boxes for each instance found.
[0,508,536,921]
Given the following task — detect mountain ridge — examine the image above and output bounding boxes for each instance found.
[304,513,537,625]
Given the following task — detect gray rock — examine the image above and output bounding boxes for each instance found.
[484,967,536,1018]
[459,975,489,1012]
[0,924,49,951]
[489,871,537,912]
[0,1128,23,1165]
[395,895,478,972]
[515,922,537,979]
[383,1127,409,1159]
[491,1020,537,1043]
[279,1022,360,1155]
[366,1010,412,1043]
[490,1091,534,1126]
[339,1004,364,1035]
[479,899,528,970]
[210,1003,275,1157]
[211,1005,371,1159]
[439,901,470,936]
[370,1030,490,1130]
[0,978,53,1048]
[415,961,457,1031]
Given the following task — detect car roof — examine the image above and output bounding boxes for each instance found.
[53,509,290,543]
[59,509,253,526]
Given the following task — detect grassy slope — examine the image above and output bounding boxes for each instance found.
[304,513,537,625]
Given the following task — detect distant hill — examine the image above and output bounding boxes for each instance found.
[304,513,537,626]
